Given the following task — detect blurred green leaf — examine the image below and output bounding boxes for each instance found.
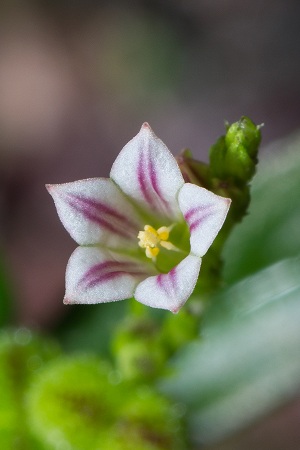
[0,329,60,449]
[56,301,127,356]
[27,356,117,450]
[160,257,300,445]
[223,132,300,283]
[27,355,185,450]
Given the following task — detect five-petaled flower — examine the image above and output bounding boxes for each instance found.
[47,123,231,313]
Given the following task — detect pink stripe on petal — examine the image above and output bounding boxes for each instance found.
[138,151,156,208]
[179,183,231,257]
[156,273,163,288]
[169,266,177,285]
[79,261,149,289]
[156,267,177,297]
[184,205,215,232]
[74,196,137,230]
[137,148,171,216]
[184,204,212,221]
[149,153,171,215]
[189,211,214,232]
[84,270,145,288]
[110,124,184,222]
[135,255,200,312]
[66,194,136,239]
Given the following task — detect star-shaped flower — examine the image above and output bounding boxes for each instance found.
[47,123,231,313]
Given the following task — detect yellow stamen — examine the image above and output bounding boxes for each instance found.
[137,224,177,261]
[157,226,170,241]
[146,247,159,260]
[160,240,178,251]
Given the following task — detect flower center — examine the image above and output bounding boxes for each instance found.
[137,225,178,262]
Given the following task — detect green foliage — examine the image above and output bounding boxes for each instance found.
[176,117,262,302]
[27,355,185,449]
[160,256,300,445]
[0,329,185,449]
[158,132,300,446]
[96,387,185,450]
[113,317,167,382]
[208,117,262,228]
[161,309,199,354]
[3,119,300,449]
[177,117,261,193]
[27,356,118,449]
[56,301,127,355]
[0,329,60,449]
[223,131,300,282]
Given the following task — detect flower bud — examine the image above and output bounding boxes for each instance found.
[210,116,262,183]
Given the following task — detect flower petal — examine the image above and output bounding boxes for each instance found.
[47,178,141,247]
[134,255,201,313]
[110,123,184,219]
[178,183,231,257]
[64,247,154,305]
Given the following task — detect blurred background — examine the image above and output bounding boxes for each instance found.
[1,0,300,448]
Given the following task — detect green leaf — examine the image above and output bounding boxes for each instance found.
[223,132,300,283]
[26,356,118,450]
[55,302,128,355]
[0,329,60,449]
[27,355,185,450]
[159,257,300,445]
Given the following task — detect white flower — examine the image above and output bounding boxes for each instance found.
[47,123,231,313]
